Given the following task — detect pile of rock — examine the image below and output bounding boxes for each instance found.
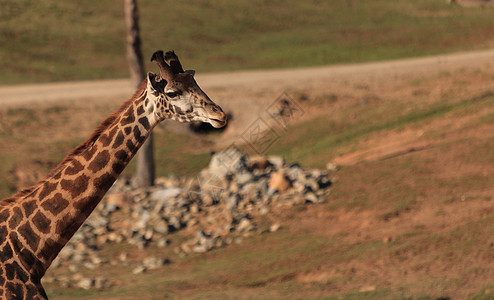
[46,149,333,289]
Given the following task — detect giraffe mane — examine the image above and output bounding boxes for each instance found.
[4,79,149,201]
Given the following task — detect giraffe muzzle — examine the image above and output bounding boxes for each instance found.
[208,112,227,128]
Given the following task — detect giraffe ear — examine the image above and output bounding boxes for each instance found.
[146,72,160,95]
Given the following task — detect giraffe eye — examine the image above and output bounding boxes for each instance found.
[166,91,179,98]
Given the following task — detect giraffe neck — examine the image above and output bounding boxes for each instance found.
[0,80,159,281]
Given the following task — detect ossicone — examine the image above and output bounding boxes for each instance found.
[150,50,174,81]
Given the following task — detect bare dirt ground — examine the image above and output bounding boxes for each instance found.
[2,49,494,299]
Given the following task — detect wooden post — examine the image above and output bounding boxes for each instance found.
[124,0,155,187]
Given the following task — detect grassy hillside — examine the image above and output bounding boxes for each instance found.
[2,1,494,298]
[1,0,494,84]
[36,60,494,299]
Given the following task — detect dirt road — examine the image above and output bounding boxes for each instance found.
[1,49,493,105]
[1,49,493,145]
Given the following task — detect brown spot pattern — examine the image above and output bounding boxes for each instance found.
[112,162,126,174]
[56,213,83,240]
[21,201,37,218]
[136,105,145,115]
[126,140,136,152]
[0,241,13,259]
[133,126,143,143]
[40,193,69,215]
[99,126,117,147]
[72,195,99,213]
[18,249,36,275]
[32,212,51,234]
[115,149,129,162]
[60,174,89,199]
[39,238,63,263]
[18,222,40,251]
[112,131,125,149]
[94,173,115,192]
[38,181,58,200]
[0,208,9,220]
[121,106,135,125]
[138,116,151,130]
[8,207,23,229]
[83,144,98,161]
[64,160,84,176]
[88,150,110,173]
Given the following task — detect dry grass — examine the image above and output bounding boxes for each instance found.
[22,57,493,299]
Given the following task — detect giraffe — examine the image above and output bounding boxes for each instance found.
[0,50,227,299]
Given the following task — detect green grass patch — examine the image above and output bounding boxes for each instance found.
[2,0,494,84]
[324,288,398,300]
[469,285,494,300]
[191,230,329,286]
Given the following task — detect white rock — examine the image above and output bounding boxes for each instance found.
[304,192,319,204]
[142,256,168,270]
[193,245,208,253]
[326,162,340,171]
[154,220,169,234]
[237,218,254,232]
[157,238,170,248]
[206,149,247,179]
[236,171,254,185]
[118,252,127,262]
[132,265,146,275]
[267,156,284,168]
[77,278,93,290]
[93,277,110,289]
[359,285,377,292]
[259,205,270,215]
[189,203,200,213]
[247,156,271,170]
[270,223,281,232]
[150,187,182,201]
[268,172,291,193]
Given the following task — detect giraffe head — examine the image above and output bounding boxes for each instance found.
[146,50,227,128]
